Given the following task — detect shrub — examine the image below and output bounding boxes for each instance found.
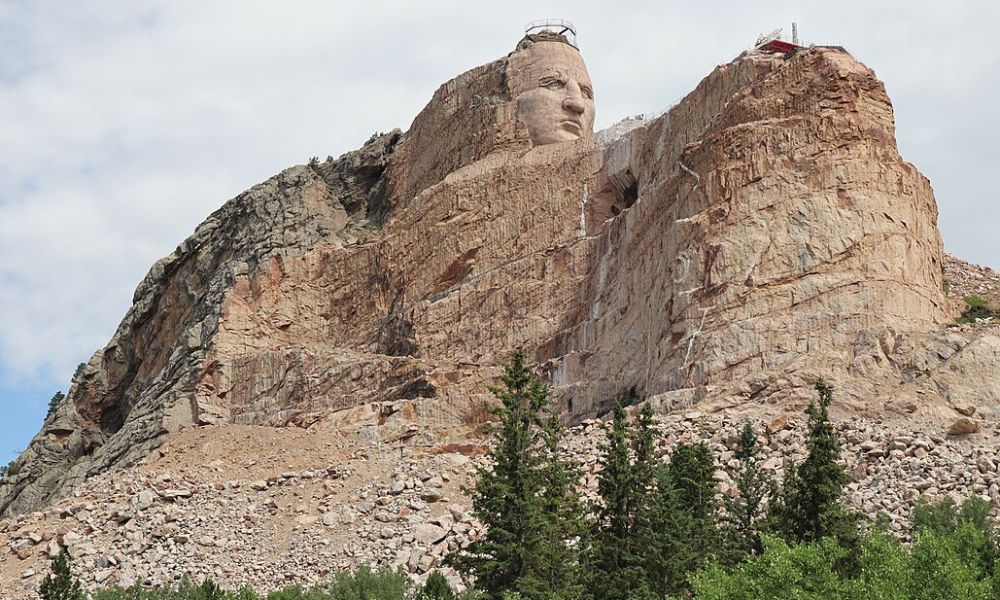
[420,571,455,600]
[39,551,84,600]
[47,391,66,419]
[93,577,250,600]
[957,295,999,324]
[315,566,411,600]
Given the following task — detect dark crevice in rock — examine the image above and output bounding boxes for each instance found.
[378,315,419,358]
[315,130,401,224]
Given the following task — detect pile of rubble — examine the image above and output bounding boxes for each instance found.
[944,253,1000,310]
[1,410,998,598]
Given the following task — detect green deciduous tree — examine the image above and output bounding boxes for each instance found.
[450,349,585,600]
[912,495,998,578]
[682,536,848,600]
[683,527,999,600]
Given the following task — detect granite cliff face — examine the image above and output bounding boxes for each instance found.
[2,38,997,519]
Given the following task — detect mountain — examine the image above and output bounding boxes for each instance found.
[0,32,998,596]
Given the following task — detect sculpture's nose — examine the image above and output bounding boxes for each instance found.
[563,80,587,115]
[563,96,586,115]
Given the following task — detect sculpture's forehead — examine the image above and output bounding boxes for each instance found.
[508,42,592,96]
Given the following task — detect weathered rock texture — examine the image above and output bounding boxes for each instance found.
[549,49,949,410]
[2,41,992,520]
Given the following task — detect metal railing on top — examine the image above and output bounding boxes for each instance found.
[523,19,578,47]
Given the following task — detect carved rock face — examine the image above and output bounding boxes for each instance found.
[508,41,595,146]
[2,46,965,524]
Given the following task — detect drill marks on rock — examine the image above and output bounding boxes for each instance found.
[578,182,589,238]
[589,238,614,321]
[742,203,773,287]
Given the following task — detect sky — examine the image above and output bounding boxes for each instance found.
[1,1,997,463]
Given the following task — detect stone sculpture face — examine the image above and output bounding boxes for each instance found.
[509,41,595,146]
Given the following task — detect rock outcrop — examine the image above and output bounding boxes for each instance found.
[2,36,995,522]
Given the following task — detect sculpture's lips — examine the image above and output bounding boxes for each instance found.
[560,120,583,134]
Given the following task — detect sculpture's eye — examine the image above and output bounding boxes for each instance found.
[540,77,565,90]
[580,85,594,100]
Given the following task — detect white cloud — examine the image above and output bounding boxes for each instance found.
[0,0,997,392]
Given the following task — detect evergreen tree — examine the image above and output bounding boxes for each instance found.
[449,349,585,600]
[46,391,65,420]
[625,441,720,598]
[629,404,658,507]
[769,380,860,568]
[421,570,456,600]
[588,402,659,600]
[527,416,588,600]
[668,442,719,528]
[669,442,721,569]
[39,551,84,600]
[721,422,772,564]
[635,465,698,598]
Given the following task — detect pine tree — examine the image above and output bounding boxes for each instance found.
[39,551,84,600]
[46,391,65,420]
[668,442,719,527]
[629,404,658,507]
[588,402,659,600]
[421,571,455,600]
[721,422,772,564]
[635,465,697,598]
[527,416,588,600]
[450,349,585,600]
[669,442,720,572]
[625,441,721,598]
[592,401,632,596]
[769,380,860,569]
